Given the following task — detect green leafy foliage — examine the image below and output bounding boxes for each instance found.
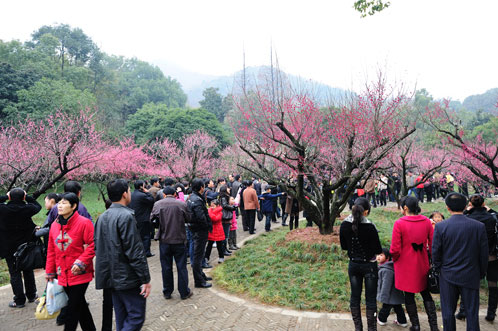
[199,87,225,122]
[126,103,231,147]
[4,78,96,121]
[354,0,391,17]
[0,24,188,138]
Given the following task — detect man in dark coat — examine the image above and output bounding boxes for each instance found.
[186,178,213,288]
[432,192,488,331]
[456,194,498,322]
[94,179,151,330]
[0,188,41,308]
[129,180,155,257]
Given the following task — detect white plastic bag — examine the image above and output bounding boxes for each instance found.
[46,279,68,315]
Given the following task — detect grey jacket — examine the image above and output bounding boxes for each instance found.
[376,261,405,305]
[94,203,151,290]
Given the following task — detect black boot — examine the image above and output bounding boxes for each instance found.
[366,308,377,331]
[486,287,497,322]
[405,303,420,331]
[350,306,363,331]
[455,301,466,320]
[424,300,439,331]
[202,258,212,269]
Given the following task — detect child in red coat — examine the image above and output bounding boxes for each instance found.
[206,200,226,263]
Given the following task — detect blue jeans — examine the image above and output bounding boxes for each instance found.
[264,212,273,231]
[186,228,194,260]
[159,242,190,298]
[112,287,146,331]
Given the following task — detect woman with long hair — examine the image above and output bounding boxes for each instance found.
[390,196,438,331]
[340,197,382,331]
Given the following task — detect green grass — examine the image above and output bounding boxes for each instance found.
[213,226,352,311]
[0,182,107,287]
[214,199,498,312]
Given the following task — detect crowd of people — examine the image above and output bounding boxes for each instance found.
[0,174,496,331]
[348,171,498,209]
[340,193,497,331]
[0,175,294,331]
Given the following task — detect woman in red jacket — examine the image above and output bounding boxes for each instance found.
[390,196,438,331]
[205,200,226,263]
[46,192,96,331]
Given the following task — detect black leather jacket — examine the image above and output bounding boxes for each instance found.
[186,191,212,232]
[94,203,151,290]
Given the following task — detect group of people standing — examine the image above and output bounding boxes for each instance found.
[1,173,497,331]
[340,193,497,331]
[0,174,296,331]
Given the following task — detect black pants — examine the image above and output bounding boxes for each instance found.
[241,209,249,231]
[348,261,378,310]
[289,213,299,230]
[378,303,407,323]
[404,289,433,305]
[63,282,96,331]
[102,288,113,331]
[160,242,189,298]
[205,240,225,259]
[246,210,256,234]
[136,221,151,255]
[424,184,434,202]
[191,230,209,285]
[379,189,387,206]
[5,256,37,305]
[222,222,230,250]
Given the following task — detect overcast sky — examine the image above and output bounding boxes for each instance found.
[1,0,497,100]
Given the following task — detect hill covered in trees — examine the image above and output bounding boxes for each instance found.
[0,24,230,146]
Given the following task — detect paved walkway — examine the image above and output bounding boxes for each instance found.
[1,209,496,330]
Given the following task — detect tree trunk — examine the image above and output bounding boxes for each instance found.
[319,186,333,234]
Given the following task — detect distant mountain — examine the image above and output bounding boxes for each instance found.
[449,88,498,113]
[153,63,349,107]
[462,88,498,113]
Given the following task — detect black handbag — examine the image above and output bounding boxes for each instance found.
[13,237,46,272]
[427,254,440,294]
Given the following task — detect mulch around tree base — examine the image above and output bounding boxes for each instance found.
[285,226,341,245]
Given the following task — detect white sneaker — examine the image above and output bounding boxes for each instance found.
[377,317,387,326]
[218,258,224,263]
[393,320,408,328]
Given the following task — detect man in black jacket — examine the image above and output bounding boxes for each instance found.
[94,179,151,331]
[129,180,155,257]
[0,188,41,308]
[456,194,498,322]
[433,193,488,331]
[186,178,213,288]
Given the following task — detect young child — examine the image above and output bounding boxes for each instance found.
[228,197,239,250]
[206,200,226,263]
[377,248,408,327]
[429,211,445,229]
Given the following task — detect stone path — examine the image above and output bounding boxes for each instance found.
[1,208,496,330]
